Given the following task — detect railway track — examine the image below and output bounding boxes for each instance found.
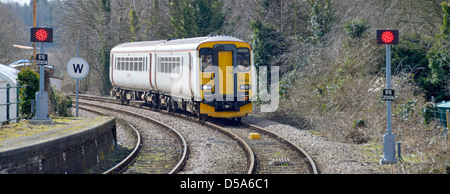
[211,118,318,174]
[80,107,142,174]
[71,94,318,174]
[77,101,188,174]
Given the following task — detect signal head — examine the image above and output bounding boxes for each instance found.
[31,28,53,43]
[376,30,399,44]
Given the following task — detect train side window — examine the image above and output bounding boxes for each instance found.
[134,57,138,72]
[119,58,122,71]
[126,57,130,71]
[161,58,166,73]
[116,58,119,70]
[199,48,213,72]
[237,48,251,72]
[139,57,143,71]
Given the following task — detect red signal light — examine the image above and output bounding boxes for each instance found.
[381,31,394,44]
[31,28,53,42]
[35,29,48,42]
[376,30,399,44]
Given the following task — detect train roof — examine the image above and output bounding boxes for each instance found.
[111,35,248,53]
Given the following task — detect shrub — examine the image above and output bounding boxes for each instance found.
[343,19,370,39]
[308,0,333,43]
[17,67,39,118]
[422,102,438,125]
[49,87,73,117]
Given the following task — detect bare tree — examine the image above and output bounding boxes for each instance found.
[0,3,28,65]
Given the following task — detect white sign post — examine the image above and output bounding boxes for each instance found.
[67,42,89,117]
[67,57,89,79]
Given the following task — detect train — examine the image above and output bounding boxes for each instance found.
[110,35,256,121]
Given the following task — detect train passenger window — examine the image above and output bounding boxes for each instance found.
[199,48,213,72]
[115,58,119,70]
[120,59,123,71]
[237,48,251,72]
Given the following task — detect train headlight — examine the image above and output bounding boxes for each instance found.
[240,84,251,90]
[202,85,213,90]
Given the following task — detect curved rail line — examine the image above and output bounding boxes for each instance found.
[75,106,142,174]
[245,123,318,174]
[71,94,318,174]
[77,101,188,174]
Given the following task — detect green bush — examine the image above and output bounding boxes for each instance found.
[422,103,438,125]
[49,87,73,117]
[424,2,450,102]
[17,67,39,118]
[308,0,333,43]
[343,19,370,39]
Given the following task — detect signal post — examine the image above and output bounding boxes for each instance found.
[377,29,400,165]
[30,27,53,125]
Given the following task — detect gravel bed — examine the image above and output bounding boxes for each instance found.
[79,99,248,174]
[76,96,383,174]
[243,116,384,174]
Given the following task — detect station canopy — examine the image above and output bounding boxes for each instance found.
[0,64,19,86]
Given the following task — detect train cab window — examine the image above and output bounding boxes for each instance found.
[200,48,213,72]
[237,48,251,72]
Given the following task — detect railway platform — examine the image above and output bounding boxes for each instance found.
[0,116,116,174]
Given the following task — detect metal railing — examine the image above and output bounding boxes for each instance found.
[430,109,449,129]
[0,84,27,124]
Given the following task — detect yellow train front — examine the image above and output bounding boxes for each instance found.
[110,36,256,120]
[198,40,255,120]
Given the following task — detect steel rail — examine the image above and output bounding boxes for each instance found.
[72,94,256,174]
[72,94,318,174]
[77,106,142,174]
[77,101,188,174]
[245,123,319,174]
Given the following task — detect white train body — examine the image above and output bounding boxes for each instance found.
[110,36,256,119]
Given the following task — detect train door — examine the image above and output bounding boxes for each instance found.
[213,44,237,100]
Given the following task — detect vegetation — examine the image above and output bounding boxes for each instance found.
[49,87,73,117]
[17,67,39,118]
[167,0,225,38]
